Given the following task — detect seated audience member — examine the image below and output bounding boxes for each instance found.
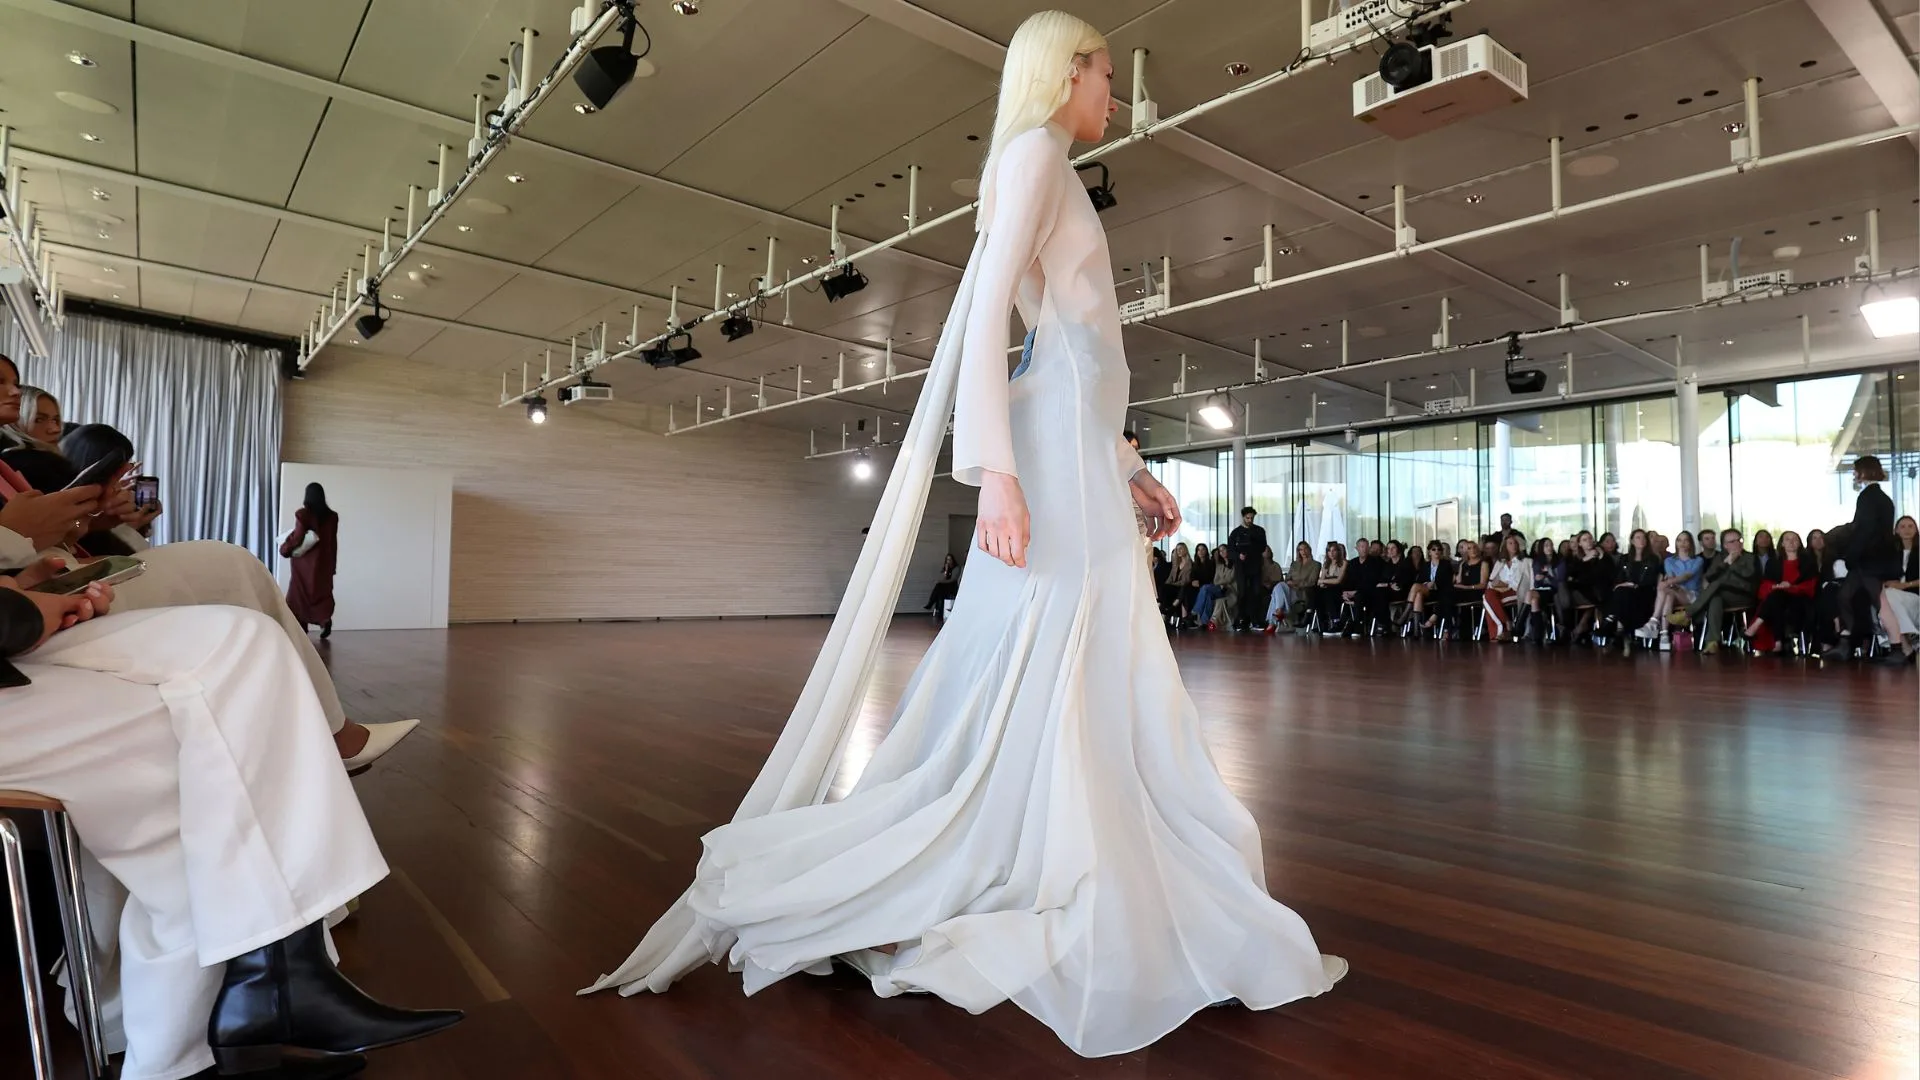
[1266,541,1319,633]
[1454,538,1473,564]
[1165,542,1193,618]
[1181,543,1211,627]
[1555,534,1605,643]
[0,364,414,772]
[0,572,462,1080]
[1341,539,1376,637]
[2,383,64,451]
[1696,528,1721,571]
[1315,542,1348,632]
[1483,534,1531,640]
[1192,546,1236,630]
[1686,528,1759,653]
[1749,530,1816,654]
[1256,545,1285,629]
[1524,537,1557,641]
[1893,515,1918,592]
[925,553,961,617]
[1806,528,1845,649]
[1639,530,1704,639]
[1750,529,1777,582]
[1607,529,1661,649]
[1412,539,1454,631]
[1877,584,1919,665]
[1368,540,1415,633]
[1453,540,1488,635]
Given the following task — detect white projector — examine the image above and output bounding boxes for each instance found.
[560,382,614,405]
[1354,34,1528,140]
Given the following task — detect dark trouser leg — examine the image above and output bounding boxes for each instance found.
[1234,568,1260,627]
[1839,574,1883,638]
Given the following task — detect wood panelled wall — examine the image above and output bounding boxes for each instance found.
[281,351,972,623]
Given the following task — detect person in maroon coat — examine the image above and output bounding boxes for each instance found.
[281,481,339,639]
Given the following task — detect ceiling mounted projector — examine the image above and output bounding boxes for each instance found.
[1355,34,1528,140]
[560,380,614,405]
[1503,332,1547,395]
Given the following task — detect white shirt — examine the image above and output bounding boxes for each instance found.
[1490,556,1532,594]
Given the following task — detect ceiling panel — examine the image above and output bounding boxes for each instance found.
[0,4,137,171]
[136,191,280,280]
[132,48,328,207]
[135,0,369,80]
[658,18,995,212]
[910,0,1168,40]
[455,272,625,340]
[538,182,782,290]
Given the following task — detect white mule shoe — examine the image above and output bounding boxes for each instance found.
[1323,954,1350,987]
[343,719,421,775]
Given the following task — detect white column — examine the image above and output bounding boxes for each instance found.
[1605,402,1627,536]
[1231,437,1248,514]
[1492,419,1512,518]
[1676,367,1701,533]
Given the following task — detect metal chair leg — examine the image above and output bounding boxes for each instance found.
[3,818,55,1080]
[45,812,105,1078]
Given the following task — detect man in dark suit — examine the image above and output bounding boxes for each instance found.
[1225,506,1267,631]
[1688,529,1759,654]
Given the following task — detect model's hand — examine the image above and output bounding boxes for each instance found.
[1129,472,1181,540]
[977,471,1030,568]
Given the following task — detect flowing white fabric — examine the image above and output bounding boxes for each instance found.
[584,123,1337,1056]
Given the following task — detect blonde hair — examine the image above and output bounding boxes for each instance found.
[991,12,1106,156]
[4,384,58,452]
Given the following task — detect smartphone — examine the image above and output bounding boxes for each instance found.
[63,449,132,492]
[133,475,159,509]
[28,556,146,595]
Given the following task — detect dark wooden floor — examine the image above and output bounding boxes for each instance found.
[8,621,1919,1079]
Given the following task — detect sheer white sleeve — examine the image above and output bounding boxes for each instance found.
[1116,436,1146,483]
[951,128,1064,487]
[0,528,35,569]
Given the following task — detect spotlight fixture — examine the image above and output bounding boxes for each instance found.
[1074,161,1117,213]
[574,103,597,115]
[721,312,754,341]
[526,394,549,424]
[574,6,650,111]
[1861,288,1919,339]
[79,132,102,142]
[89,188,110,201]
[67,52,95,67]
[821,264,869,302]
[506,173,526,184]
[1198,392,1240,431]
[456,224,473,232]
[851,452,874,481]
[354,291,387,340]
[642,330,702,368]
[1224,61,1251,77]
[1503,332,1547,394]
[1613,279,1631,287]
[672,0,700,13]
[1464,193,1484,205]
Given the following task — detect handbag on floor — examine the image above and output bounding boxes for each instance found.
[1670,628,1694,654]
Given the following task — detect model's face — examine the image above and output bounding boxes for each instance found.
[0,362,18,425]
[28,397,60,443]
[1056,49,1117,142]
[1242,512,1255,525]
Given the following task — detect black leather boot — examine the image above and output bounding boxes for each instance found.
[209,922,463,1073]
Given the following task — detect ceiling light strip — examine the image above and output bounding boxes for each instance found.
[510,0,1474,410]
[301,3,624,370]
[0,125,61,357]
[1129,264,1918,411]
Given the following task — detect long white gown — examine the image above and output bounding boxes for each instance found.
[586,122,1339,1057]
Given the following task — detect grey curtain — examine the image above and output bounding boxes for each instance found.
[0,313,284,561]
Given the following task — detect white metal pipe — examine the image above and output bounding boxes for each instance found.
[1468,367,1477,406]
[1262,223,1274,282]
[907,165,919,230]
[1744,76,1762,161]
[1549,136,1562,213]
[628,305,639,346]
[714,264,724,314]
[1123,122,1920,329]
[830,204,841,259]
[668,285,679,327]
[1699,244,1711,297]
[1868,208,1882,272]
[434,144,450,203]
[381,217,392,261]
[519,26,536,99]
[305,2,623,370]
[764,238,776,293]
[1133,47,1148,112]
[406,185,418,235]
[1438,297,1451,348]
[472,93,485,143]
[1393,183,1406,238]
[1340,319,1350,366]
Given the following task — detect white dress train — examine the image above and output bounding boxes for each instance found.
[586,122,1338,1056]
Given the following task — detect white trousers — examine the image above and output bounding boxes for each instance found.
[2,606,388,1080]
[113,541,348,734]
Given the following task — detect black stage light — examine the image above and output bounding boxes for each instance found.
[644,331,701,367]
[721,313,754,341]
[1075,161,1117,212]
[1379,41,1432,92]
[821,265,869,303]
[574,13,642,111]
[353,289,386,340]
[526,393,548,425]
[1503,332,1546,394]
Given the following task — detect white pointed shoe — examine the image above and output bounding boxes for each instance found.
[343,719,421,776]
[1323,954,1350,987]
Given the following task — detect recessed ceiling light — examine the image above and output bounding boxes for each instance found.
[1464,193,1484,204]
[66,52,95,67]
[111,293,120,299]
[389,294,404,301]
[102,267,116,274]
[1722,338,1735,345]
[1275,246,1294,256]
[574,103,596,115]
[89,188,109,201]
[1613,279,1630,287]
[1724,122,1745,134]
[1301,342,1314,349]
[506,173,526,184]
[79,132,101,142]
[1840,233,1859,243]
[456,224,472,232]
[1224,61,1251,76]
[419,262,433,270]
[96,230,109,239]
[1426,383,1438,390]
